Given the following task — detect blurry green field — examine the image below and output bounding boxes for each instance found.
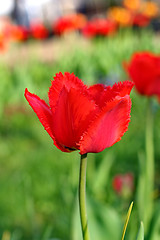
[0,29,160,240]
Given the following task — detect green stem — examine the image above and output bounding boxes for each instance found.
[144,98,154,229]
[79,153,90,240]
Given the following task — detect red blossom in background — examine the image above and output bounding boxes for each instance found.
[0,36,7,52]
[124,52,160,99]
[53,14,87,35]
[30,23,48,39]
[132,13,150,27]
[0,20,12,52]
[82,18,117,38]
[0,29,10,52]
[25,72,133,154]
[11,25,29,41]
[112,173,134,196]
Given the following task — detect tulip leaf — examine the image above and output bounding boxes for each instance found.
[137,149,153,233]
[136,151,146,220]
[149,207,160,240]
[136,222,144,240]
[121,202,133,240]
[92,151,115,194]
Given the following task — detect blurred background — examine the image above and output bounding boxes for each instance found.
[0,0,160,240]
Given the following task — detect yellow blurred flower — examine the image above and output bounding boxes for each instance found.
[108,7,132,26]
[123,0,141,11]
[140,2,159,18]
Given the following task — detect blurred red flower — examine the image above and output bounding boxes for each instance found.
[0,19,12,51]
[112,173,134,195]
[82,18,117,38]
[54,14,87,35]
[25,72,133,154]
[30,23,48,39]
[132,13,150,27]
[11,25,29,41]
[124,52,160,98]
[0,29,10,52]
[0,35,7,52]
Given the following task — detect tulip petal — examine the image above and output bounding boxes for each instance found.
[25,88,54,137]
[110,81,134,97]
[146,77,160,96]
[88,83,106,104]
[24,89,69,152]
[100,81,134,105]
[52,86,97,150]
[88,81,134,107]
[80,95,131,154]
[49,72,88,111]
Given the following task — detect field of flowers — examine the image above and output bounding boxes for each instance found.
[0,6,160,240]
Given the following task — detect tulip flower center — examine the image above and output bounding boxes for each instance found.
[64,146,77,151]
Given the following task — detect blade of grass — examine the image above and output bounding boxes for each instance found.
[121,202,134,240]
[136,222,144,240]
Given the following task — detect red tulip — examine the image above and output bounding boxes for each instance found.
[124,52,160,98]
[25,72,133,154]
[112,175,123,193]
[0,37,7,52]
[30,23,48,39]
[11,25,29,41]
[112,173,134,195]
[82,18,117,38]
[54,14,87,35]
[132,13,150,27]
